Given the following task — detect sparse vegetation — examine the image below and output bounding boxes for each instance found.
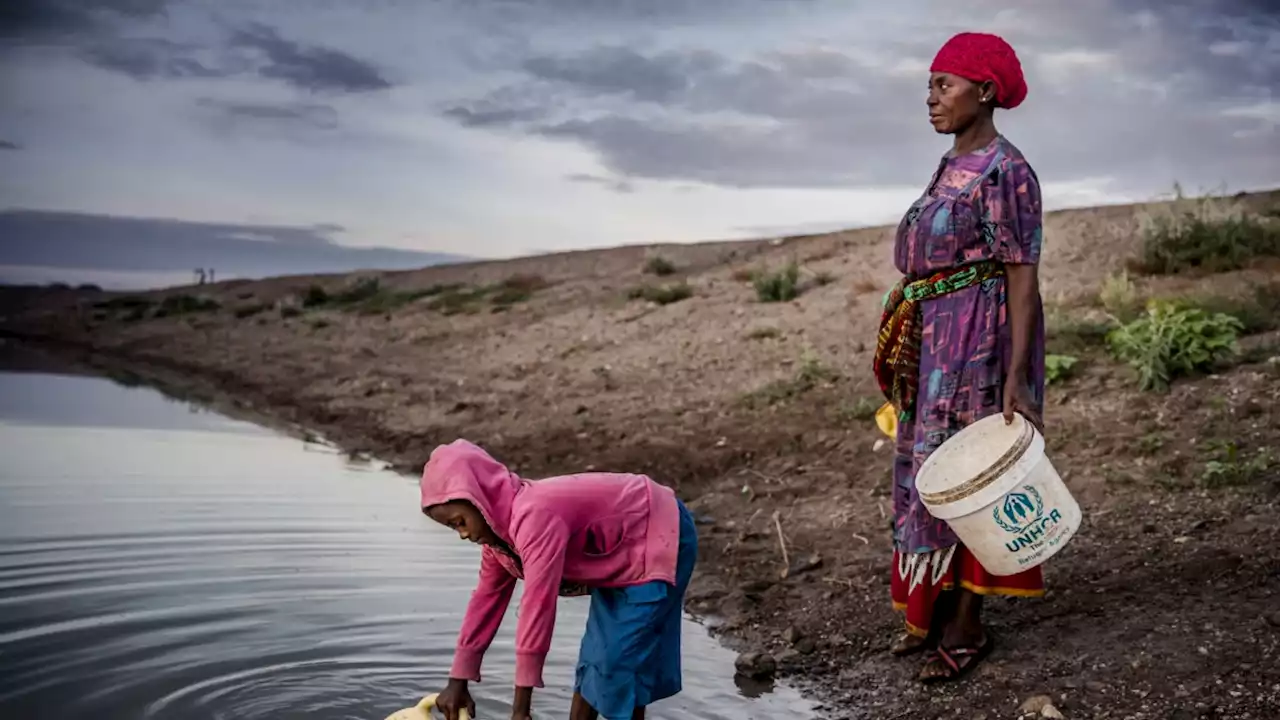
[1200,441,1272,488]
[742,353,839,408]
[1132,187,1280,275]
[644,255,678,277]
[1045,354,1079,385]
[1046,308,1114,355]
[1107,300,1243,391]
[95,295,154,311]
[1165,283,1280,335]
[425,275,547,315]
[427,285,491,315]
[753,261,801,303]
[301,285,330,308]
[490,274,548,308]
[627,282,693,306]
[234,303,270,319]
[1099,270,1140,321]
[1137,432,1167,457]
[299,278,490,315]
[834,395,882,422]
[153,294,221,318]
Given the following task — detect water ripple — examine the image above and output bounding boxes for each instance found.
[0,376,813,719]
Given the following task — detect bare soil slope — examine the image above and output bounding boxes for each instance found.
[4,192,1280,719]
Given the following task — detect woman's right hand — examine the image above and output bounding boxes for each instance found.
[435,678,475,720]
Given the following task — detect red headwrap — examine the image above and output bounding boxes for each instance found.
[930,32,1027,110]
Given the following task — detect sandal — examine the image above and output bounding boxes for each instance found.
[918,634,994,684]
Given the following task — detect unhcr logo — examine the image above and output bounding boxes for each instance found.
[993,485,1063,553]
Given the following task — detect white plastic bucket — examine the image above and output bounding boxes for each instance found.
[915,413,1081,576]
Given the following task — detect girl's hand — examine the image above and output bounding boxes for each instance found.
[435,678,475,720]
[1003,374,1043,433]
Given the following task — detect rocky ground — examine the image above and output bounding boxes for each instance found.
[3,191,1279,719]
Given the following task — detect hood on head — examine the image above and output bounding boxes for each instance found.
[420,439,523,542]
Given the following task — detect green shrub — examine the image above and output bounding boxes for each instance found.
[1201,441,1272,488]
[331,277,382,305]
[1169,283,1280,335]
[1045,354,1079,385]
[490,274,547,307]
[1134,190,1280,274]
[300,285,330,308]
[154,294,220,317]
[1106,301,1243,391]
[644,255,678,277]
[627,282,693,306]
[753,261,801,302]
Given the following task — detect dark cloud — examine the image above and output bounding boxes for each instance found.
[445,2,1280,195]
[0,211,465,276]
[229,23,392,93]
[565,173,636,193]
[79,38,227,80]
[0,0,167,40]
[443,0,818,25]
[444,105,548,129]
[5,5,391,96]
[522,46,719,102]
[0,140,20,150]
[196,98,341,131]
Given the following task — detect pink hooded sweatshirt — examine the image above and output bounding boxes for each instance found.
[420,439,681,689]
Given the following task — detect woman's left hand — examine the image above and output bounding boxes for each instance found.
[1002,375,1043,433]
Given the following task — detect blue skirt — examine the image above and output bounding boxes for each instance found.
[574,501,698,718]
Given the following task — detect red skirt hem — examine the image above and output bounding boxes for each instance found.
[891,545,1044,637]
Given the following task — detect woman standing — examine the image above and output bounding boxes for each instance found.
[873,32,1047,684]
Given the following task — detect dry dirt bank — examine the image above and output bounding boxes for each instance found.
[3,192,1280,719]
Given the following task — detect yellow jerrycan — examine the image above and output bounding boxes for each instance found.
[875,402,898,439]
[383,693,471,720]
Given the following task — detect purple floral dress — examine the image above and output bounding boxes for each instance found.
[891,135,1046,557]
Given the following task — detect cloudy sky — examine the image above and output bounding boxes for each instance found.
[2,0,1278,261]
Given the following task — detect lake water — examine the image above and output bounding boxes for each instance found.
[0,368,813,719]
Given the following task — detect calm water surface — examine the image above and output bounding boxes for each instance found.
[0,370,813,719]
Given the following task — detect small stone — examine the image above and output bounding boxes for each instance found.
[1266,612,1280,628]
[1019,696,1053,715]
[783,626,802,644]
[795,637,817,655]
[775,648,802,668]
[1040,704,1065,720]
[734,652,777,679]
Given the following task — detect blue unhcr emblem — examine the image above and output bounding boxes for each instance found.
[993,485,1044,534]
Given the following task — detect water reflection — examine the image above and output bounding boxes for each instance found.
[0,369,813,719]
